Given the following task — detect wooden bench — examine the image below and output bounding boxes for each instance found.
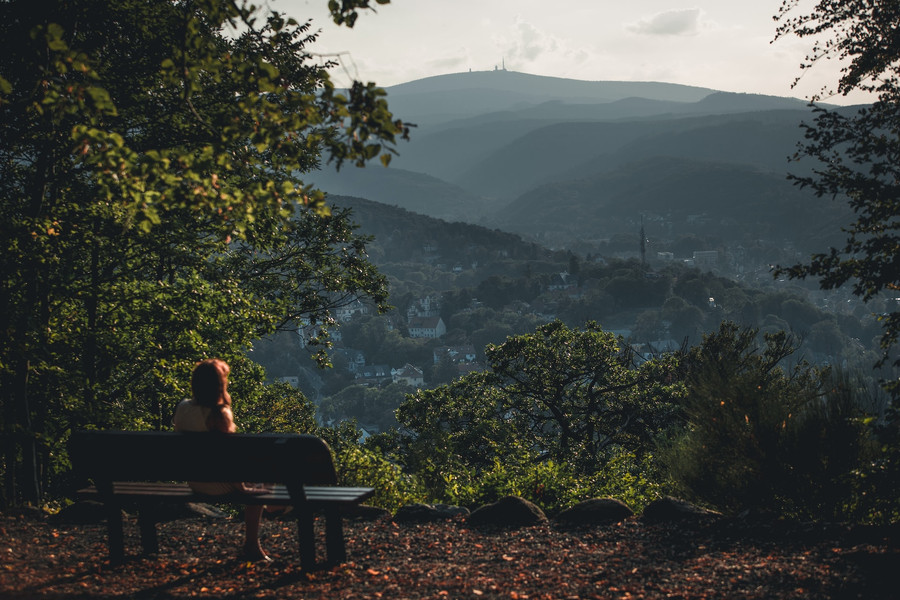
[70,430,374,569]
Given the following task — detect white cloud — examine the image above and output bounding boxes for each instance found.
[627,8,704,36]
[511,20,550,62]
[494,17,587,71]
[280,0,866,104]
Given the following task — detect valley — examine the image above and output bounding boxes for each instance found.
[255,72,889,431]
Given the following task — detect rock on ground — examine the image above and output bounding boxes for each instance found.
[555,497,634,526]
[468,495,547,528]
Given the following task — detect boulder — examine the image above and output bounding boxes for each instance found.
[641,497,720,523]
[555,498,634,526]
[394,503,469,523]
[468,496,547,528]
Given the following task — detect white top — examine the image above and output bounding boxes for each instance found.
[172,399,241,495]
[173,399,213,433]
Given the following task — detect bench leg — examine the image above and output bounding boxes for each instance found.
[324,506,346,565]
[296,507,316,570]
[105,502,125,564]
[138,505,159,555]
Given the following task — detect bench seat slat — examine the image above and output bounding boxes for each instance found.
[77,482,375,505]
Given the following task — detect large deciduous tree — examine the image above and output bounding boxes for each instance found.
[774,0,900,521]
[0,0,401,505]
[774,0,900,395]
[397,321,685,498]
[483,320,684,468]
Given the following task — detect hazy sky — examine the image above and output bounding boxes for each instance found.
[274,1,870,105]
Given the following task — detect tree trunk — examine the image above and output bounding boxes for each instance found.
[82,234,100,427]
[1,420,15,509]
[13,356,41,505]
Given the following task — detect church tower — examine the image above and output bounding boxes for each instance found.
[640,216,646,267]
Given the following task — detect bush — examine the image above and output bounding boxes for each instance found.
[580,451,670,513]
[432,459,579,515]
[233,381,317,435]
[335,444,425,513]
[321,421,425,513]
[424,450,668,515]
[663,323,876,519]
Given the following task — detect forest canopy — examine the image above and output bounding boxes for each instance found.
[0,0,401,505]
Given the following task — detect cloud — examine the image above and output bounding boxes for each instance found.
[512,20,550,62]
[494,18,584,70]
[627,8,703,36]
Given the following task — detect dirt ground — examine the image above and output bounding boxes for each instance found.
[1,508,897,599]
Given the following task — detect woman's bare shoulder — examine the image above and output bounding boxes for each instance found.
[209,405,236,433]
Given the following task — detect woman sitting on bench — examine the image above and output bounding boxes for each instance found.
[173,358,270,561]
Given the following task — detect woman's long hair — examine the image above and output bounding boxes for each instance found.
[191,358,233,432]
[191,358,232,408]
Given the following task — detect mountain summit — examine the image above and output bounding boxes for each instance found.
[383,70,719,126]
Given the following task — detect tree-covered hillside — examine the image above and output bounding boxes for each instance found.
[500,156,852,254]
[253,196,890,443]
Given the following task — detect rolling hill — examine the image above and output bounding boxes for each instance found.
[312,166,489,223]
[495,155,851,253]
[382,70,717,126]
[314,71,861,256]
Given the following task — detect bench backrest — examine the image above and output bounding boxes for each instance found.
[70,430,338,486]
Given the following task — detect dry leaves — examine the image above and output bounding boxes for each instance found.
[0,511,895,599]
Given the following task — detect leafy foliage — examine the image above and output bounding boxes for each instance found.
[232,380,318,436]
[436,458,582,515]
[396,321,684,509]
[396,372,523,498]
[664,323,875,518]
[336,445,424,513]
[775,0,900,99]
[769,0,900,524]
[775,100,900,386]
[319,421,424,513]
[0,0,401,506]
[774,1,900,395]
[483,321,686,471]
[426,451,666,516]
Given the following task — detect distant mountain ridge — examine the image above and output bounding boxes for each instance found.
[387,70,716,99]
[313,166,486,222]
[497,155,851,250]
[455,109,818,200]
[328,194,551,266]
[384,70,717,126]
[315,71,856,255]
[383,71,806,128]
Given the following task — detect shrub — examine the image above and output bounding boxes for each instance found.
[663,323,876,519]
[425,450,668,515]
[580,451,670,513]
[435,459,580,515]
[321,421,425,513]
[233,381,317,435]
[335,444,425,513]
